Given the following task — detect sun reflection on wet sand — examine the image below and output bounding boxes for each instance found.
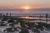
[19,16,33,19]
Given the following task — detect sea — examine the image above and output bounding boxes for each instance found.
[0,10,50,16]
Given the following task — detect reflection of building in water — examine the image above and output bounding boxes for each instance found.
[18,14,50,24]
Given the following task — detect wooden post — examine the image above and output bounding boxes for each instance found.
[40,14,41,23]
[46,13,48,23]
[10,12,11,17]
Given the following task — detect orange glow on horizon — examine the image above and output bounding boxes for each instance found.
[0,3,50,9]
[20,5,32,9]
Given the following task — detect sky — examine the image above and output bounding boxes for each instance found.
[0,0,50,15]
[0,0,50,8]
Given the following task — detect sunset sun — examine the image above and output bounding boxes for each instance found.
[23,6,30,9]
[21,5,31,9]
